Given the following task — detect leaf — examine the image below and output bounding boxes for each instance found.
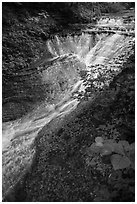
[111,154,131,170]
[112,143,125,155]
[118,140,130,151]
[89,143,101,153]
[131,161,135,170]
[127,146,135,169]
[129,143,135,151]
[100,144,113,155]
[104,139,115,144]
[95,137,104,143]
[88,158,96,166]
[95,137,104,146]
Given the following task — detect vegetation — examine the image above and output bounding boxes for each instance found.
[88,137,135,170]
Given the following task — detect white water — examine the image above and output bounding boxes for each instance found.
[97,17,123,27]
[2,29,134,198]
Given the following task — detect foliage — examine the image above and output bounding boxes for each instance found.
[82,45,135,201]
[92,168,135,202]
[88,137,135,170]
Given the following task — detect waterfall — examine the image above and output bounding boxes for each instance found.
[46,32,133,66]
[46,33,98,60]
[2,30,134,199]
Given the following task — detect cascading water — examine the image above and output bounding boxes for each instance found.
[2,27,134,199]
